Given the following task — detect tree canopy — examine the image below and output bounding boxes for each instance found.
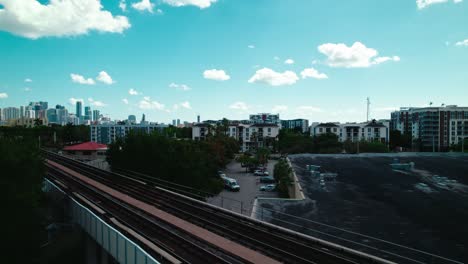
[106,132,239,194]
[0,137,45,263]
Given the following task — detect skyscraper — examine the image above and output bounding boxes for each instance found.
[20,106,25,118]
[172,119,176,126]
[84,106,92,121]
[2,107,20,120]
[76,101,82,118]
[56,105,68,125]
[177,119,180,126]
[46,108,58,123]
[93,110,100,122]
[197,115,200,123]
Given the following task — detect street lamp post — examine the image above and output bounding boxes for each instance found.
[462,120,465,153]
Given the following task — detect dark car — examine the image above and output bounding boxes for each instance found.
[260,176,275,183]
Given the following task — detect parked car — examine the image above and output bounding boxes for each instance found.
[254,170,269,176]
[260,176,275,183]
[222,176,240,191]
[259,184,276,191]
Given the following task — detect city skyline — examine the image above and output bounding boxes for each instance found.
[1,0,468,123]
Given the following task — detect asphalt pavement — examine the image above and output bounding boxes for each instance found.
[207,159,278,215]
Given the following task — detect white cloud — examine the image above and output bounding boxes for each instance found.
[203,69,230,81]
[122,98,129,104]
[248,68,299,86]
[372,56,401,65]
[162,0,217,9]
[24,87,32,92]
[0,0,131,39]
[96,71,114,84]
[119,0,127,11]
[0,93,8,99]
[24,78,32,82]
[169,83,191,91]
[455,39,468,46]
[284,59,294,65]
[156,8,164,14]
[272,105,288,113]
[229,102,250,111]
[174,101,192,110]
[69,97,84,106]
[138,97,165,111]
[88,98,106,107]
[132,0,155,13]
[300,68,328,80]
[229,101,249,111]
[318,42,400,68]
[129,88,140,95]
[416,0,463,9]
[273,56,280,61]
[70,73,95,85]
[295,106,323,118]
[248,44,255,49]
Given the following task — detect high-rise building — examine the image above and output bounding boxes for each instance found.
[2,107,20,120]
[84,106,92,121]
[25,109,36,119]
[172,119,176,126]
[177,119,181,126]
[46,108,58,123]
[76,101,82,118]
[391,105,468,151]
[93,110,100,122]
[128,115,136,124]
[197,115,200,123]
[20,106,25,118]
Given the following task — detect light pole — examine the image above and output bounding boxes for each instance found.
[462,120,465,153]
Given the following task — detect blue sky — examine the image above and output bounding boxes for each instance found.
[0,0,467,123]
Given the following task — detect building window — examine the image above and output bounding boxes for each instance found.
[319,128,323,132]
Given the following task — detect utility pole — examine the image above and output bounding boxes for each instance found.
[366,97,370,122]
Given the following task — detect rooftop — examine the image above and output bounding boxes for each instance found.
[63,141,108,151]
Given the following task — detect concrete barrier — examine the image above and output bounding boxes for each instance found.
[286,157,305,200]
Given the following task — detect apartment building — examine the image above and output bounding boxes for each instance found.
[405,106,468,151]
[391,105,468,151]
[91,123,168,144]
[390,107,411,134]
[311,120,390,143]
[249,113,281,126]
[193,122,280,152]
[281,119,309,133]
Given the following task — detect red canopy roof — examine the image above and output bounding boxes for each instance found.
[63,142,108,151]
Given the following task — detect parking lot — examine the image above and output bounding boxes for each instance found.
[207,159,278,215]
[256,153,468,263]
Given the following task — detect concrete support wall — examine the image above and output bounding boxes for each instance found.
[286,157,305,200]
[44,179,160,264]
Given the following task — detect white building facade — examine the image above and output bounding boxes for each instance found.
[311,120,390,144]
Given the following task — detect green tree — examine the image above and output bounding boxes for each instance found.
[106,132,236,194]
[313,133,342,153]
[273,159,292,198]
[0,138,45,263]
